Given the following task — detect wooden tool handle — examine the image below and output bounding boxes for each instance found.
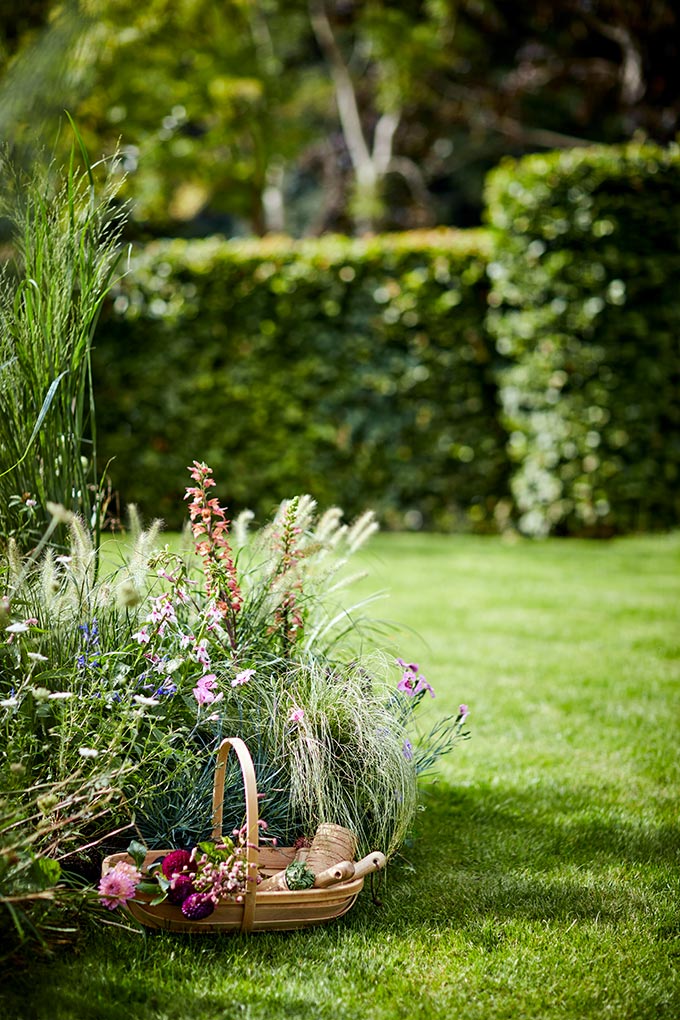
[313,860,355,888]
[350,851,386,881]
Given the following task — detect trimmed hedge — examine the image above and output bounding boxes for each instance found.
[95,230,509,530]
[485,142,680,536]
[96,143,680,536]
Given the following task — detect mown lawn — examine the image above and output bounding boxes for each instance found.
[3,532,679,1020]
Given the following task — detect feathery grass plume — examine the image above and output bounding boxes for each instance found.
[0,129,127,550]
[116,505,163,604]
[67,515,96,594]
[226,489,385,662]
[232,509,255,550]
[313,506,346,545]
[345,510,380,553]
[273,658,418,858]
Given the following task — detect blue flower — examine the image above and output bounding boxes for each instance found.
[154,679,178,697]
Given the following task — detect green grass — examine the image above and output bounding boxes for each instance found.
[3,532,680,1020]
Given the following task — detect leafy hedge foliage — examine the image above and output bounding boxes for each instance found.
[485,142,680,536]
[95,230,508,530]
[95,143,680,536]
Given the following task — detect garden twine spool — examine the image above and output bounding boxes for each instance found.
[302,823,357,874]
[259,823,358,891]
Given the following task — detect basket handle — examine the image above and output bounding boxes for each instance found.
[211,737,259,932]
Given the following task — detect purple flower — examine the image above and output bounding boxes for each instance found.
[397,674,418,695]
[396,657,420,672]
[155,679,178,697]
[181,892,215,920]
[167,874,195,905]
[193,673,222,706]
[402,739,414,761]
[396,658,435,698]
[415,676,435,698]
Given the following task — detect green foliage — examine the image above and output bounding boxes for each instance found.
[95,229,507,532]
[0,138,126,548]
[485,141,680,535]
[0,768,130,963]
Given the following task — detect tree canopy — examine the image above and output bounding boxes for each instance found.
[1,0,678,236]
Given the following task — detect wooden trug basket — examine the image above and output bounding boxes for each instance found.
[102,736,380,933]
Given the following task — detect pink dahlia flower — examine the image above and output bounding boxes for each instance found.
[98,861,141,910]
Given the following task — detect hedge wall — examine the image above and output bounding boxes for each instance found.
[485,142,680,536]
[94,230,508,530]
[96,143,680,536]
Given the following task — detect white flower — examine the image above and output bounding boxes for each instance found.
[133,695,160,707]
[78,747,99,758]
[27,652,49,662]
[5,622,29,634]
[1,697,19,708]
[48,691,74,700]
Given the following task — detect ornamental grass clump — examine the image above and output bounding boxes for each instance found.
[0,766,134,962]
[0,127,127,550]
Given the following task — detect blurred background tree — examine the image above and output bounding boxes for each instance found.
[1,0,678,237]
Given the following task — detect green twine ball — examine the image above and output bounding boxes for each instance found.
[284,861,315,890]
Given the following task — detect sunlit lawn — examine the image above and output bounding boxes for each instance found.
[4,531,680,1020]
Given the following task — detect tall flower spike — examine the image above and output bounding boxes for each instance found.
[184,463,242,621]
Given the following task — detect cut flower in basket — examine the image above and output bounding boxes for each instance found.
[99,827,264,921]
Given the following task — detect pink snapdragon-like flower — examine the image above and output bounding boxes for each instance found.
[98,861,141,910]
[184,462,242,616]
[194,639,211,668]
[132,627,150,645]
[458,703,469,723]
[232,669,255,687]
[288,706,305,723]
[193,673,223,706]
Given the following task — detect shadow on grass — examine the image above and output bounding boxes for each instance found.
[365,778,680,935]
[4,779,678,1020]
